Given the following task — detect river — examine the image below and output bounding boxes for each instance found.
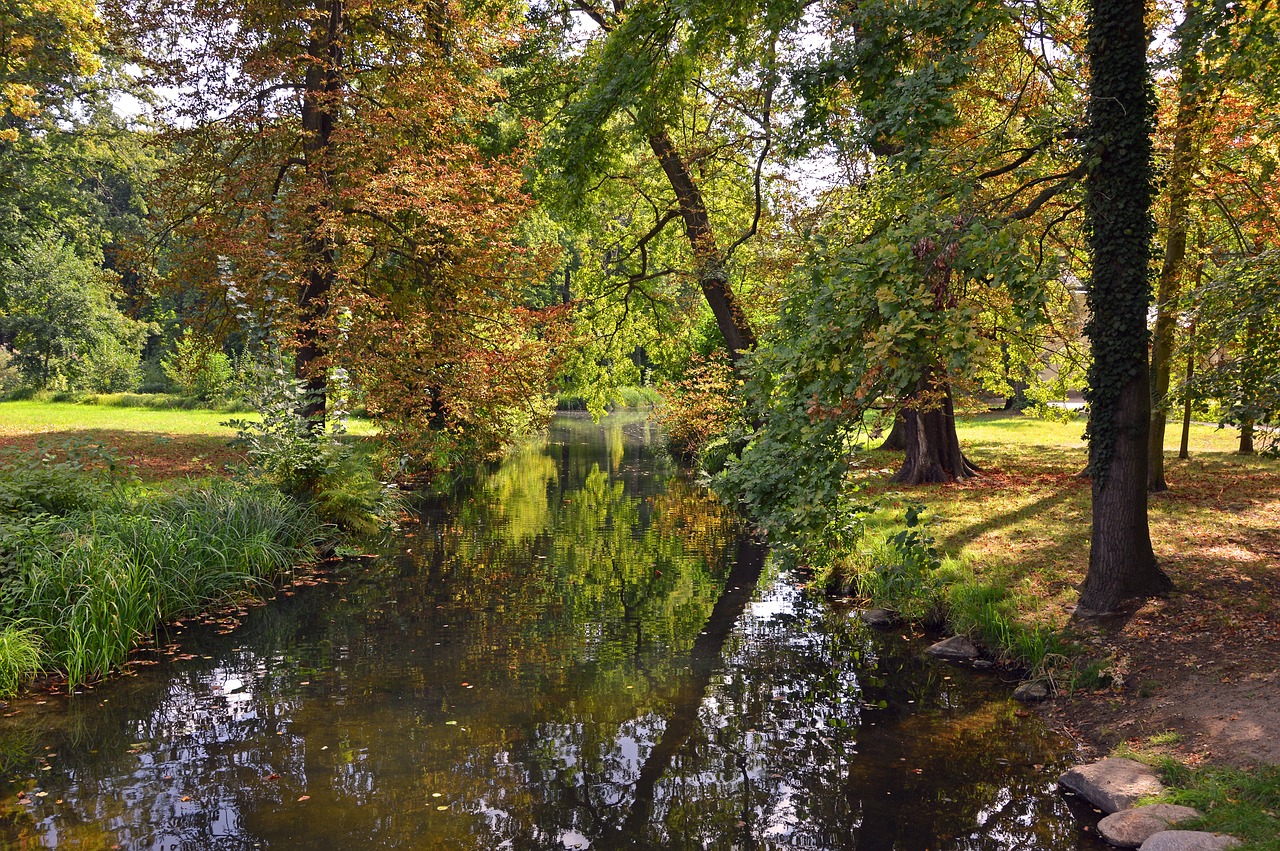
[0,412,1105,849]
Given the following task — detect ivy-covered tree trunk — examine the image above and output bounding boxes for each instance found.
[647,129,757,365]
[296,0,344,430]
[1078,0,1173,614]
[1148,16,1203,492]
[891,371,978,485]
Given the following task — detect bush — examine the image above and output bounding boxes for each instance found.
[655,352,743,459]
[162,330,235,400]
[83,334,143,392]
[0,440,117,517]
[228,367,400,535]
[0,626,41,696]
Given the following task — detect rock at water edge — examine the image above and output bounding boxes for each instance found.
[924,635,979,661]
[1058,757,1164,813]
[1137,831,1240,851]
[1013,680,1050,702]
[1097,805,1201,848]
[859,608,898,629]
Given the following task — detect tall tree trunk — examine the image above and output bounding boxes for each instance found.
[1078,0,1172,615]
[891,371,978,485]
[647,130,757,365]
[1237,316,1260,455]
[296,0,344,430]
[1179,319,1195,459]
[1239,419,1255,454]
[1147,17,1203,492]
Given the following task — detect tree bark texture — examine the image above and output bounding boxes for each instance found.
[296,0,344,429]
[1147,35,1203,492]
[647,130,757,365]
[1078,0,1172,614]
[891,372,979,485]
[879,414,906,451]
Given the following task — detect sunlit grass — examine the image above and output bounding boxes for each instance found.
[0,400,378,439]
[826,411,1280,678]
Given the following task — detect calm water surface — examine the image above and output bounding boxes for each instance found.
[0,413,1104,850]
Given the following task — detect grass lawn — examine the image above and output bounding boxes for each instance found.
[0,400,377,481]
[846,412,1277,640]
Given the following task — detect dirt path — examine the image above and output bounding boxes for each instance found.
[1043,515,1280,767]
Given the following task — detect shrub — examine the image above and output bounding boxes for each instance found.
[162,330,234,399]
[0,626,41,696]
[655,352,743,459]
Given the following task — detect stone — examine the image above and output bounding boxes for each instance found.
[972,659,995,670]
[859,608,898,629]
[1137,831,1240,851]
[1097,805,1202,847]
[924,635,979,661]
[1013,680,1051,702]
[1058,757,1164,813]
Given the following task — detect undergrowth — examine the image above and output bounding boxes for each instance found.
[823,502,1067,677]
[0,449,323,694]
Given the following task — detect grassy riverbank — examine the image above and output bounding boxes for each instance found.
[1,478,322,692]
[0,398,378,694]
[814,411,1280,848]
[824,413,1276,680]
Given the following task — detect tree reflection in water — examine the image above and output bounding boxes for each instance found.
[0,413,1101,851]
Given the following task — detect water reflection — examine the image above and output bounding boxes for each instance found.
[0,413,1102,849]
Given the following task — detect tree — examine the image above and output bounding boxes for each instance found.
[120,0,562,464]
[528,0,792,371]
[1076,0,1173,614]
[0,235,147,389]
[1186,250,1280,455]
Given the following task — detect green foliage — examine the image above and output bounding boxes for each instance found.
[0,479,321,689]
[0,438,124,517]
[1187,250,1280,453]
[161,329,234,400]
[0,235,148,391]
[791,0,1008,161]
[0,626,42,697]
[718,174,1044,536]
[227,363,398,536]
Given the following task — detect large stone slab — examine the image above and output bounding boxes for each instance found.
[924,635,979,661]
[1058,758,1164,813]
[1097,804,1202,847]
[1137,831,1240,851]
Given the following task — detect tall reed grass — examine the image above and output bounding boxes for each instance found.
[1,480,321,692]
